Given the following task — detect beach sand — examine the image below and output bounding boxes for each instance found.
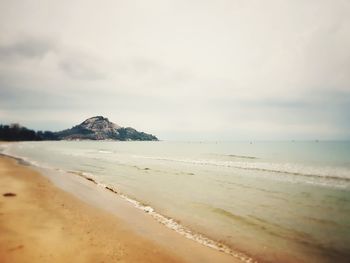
[0,155,238,263]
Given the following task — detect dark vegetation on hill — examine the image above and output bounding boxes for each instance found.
[55,116,158,141]
[0,116,158,141]
[0,124,58,141]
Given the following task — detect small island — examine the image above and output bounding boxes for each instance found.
[0,116,158,141]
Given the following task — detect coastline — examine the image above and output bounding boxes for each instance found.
[0,153,239,263]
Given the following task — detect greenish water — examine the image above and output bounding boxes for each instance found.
[2,141,350,263]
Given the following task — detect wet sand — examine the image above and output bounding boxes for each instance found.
[0,155,238,263]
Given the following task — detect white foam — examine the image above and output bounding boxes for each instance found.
[95,185,258,263]
[136,155,350,184]
[97,150,113,154]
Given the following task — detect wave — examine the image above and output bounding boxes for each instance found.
[227,154,258,159]
[210,153,258,160]
[0,151,54,170]
[136,156,350,184]
[1,150,257,263]
[211,207,345,255]
[104,187,257,263]
[97,150,114,154]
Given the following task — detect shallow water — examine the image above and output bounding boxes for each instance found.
[2,141,350,263]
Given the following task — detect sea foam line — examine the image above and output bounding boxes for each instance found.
[136,155,350,182]
[0,148,257,263]
[70,171,257,263]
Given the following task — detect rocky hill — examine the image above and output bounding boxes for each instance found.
[56,116,158,141]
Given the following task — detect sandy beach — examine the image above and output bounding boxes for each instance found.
[0,154,238,263]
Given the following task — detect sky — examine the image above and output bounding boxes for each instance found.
[0,0,349,140]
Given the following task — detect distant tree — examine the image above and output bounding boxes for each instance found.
[0,124,59,141]
[40,131,59,140]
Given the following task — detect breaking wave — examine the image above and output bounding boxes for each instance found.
[136,156,350,183]
[0,149,257,263]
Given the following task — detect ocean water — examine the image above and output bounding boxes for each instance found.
[2,141,350,263]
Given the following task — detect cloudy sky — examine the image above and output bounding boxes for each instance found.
[1,0,349,140]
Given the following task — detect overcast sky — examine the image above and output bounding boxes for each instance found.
[1,0,349,140]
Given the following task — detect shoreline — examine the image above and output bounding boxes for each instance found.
[0,153,240,262]
[67,169,255,262]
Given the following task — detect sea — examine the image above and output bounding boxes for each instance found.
[1,141,350,263]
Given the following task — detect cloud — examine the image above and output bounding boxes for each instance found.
[59,56,106,80]
[0,0,350,140]
[0,36,55,60]
[0,35,107,81]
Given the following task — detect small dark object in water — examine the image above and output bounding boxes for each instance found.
[105,186,118,193]
[86,177,97,184]
[3,192,16,197]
